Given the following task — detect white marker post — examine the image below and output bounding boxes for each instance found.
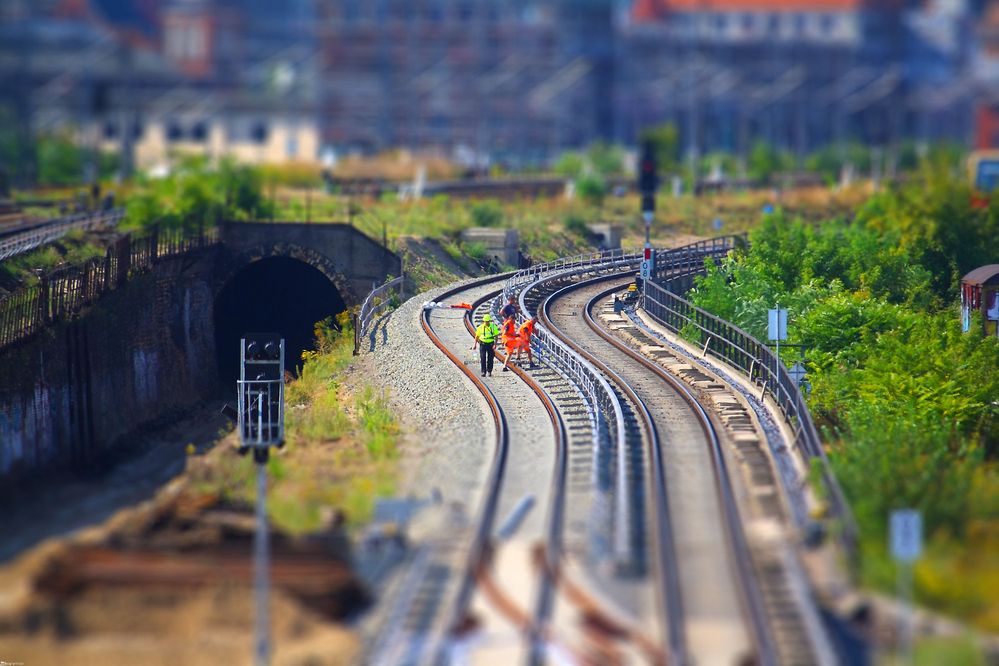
[890,509,922,665]
[767,306,788,366]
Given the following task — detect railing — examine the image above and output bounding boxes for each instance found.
[504,247,640,296]
[353,274,405,354]
[641,280,858,558]
[0,225,219,351]
[498,268,630,566]
[0,209,125,262]
[652,234,746,293]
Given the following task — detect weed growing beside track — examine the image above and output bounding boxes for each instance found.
[193,313,400,534]
[686,170,999,632]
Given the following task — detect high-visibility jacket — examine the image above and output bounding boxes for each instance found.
[475,321,500,344]
[501,318,517,340]
[518,320,535,338]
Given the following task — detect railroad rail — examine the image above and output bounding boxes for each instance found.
[0,208,124,262]
[380,273,570,664]
[404,235,851,663]
[641,279,859,561]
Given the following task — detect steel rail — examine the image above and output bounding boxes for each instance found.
[463,288,570,664]
[539,274,688,666]
[582,280,781,666]
[419,275,512,662]
[0,209,124,262]
[419,273,570,664]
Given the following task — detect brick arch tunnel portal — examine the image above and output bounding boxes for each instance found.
[213,256,347,386]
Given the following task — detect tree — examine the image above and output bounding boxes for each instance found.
[747,141,793,184]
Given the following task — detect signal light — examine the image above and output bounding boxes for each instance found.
[638,140,658,197]
[239,333,285,453]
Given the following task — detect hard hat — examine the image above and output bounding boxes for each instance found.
[482,314,492,321]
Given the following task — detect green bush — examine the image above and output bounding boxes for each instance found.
[686,177,999,628]
[563,213,590,238]
[576,174,607,206]
[469,200,502,227]
[124,157,274,232]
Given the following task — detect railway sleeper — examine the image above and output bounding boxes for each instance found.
[597,299,827,666]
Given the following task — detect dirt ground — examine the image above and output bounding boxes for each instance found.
[0,406,365,666]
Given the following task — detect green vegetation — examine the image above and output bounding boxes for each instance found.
[687,168,999,631]
[123,157,273,232]
[197,312,400,533]
[0,233,106,288]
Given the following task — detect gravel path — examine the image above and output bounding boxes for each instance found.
[365,278,499,511]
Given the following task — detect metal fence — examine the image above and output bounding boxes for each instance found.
[496,237,744,566]
[353,274,405,354]
[0,225,219,351]
[641,279,858,556]
[652,234,746,293]
[0,209,125,262]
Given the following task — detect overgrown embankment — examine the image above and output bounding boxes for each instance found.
[687,168,999,632]
[192,313,400,532]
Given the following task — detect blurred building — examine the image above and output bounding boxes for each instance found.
[2,0,997,177]
[316,0,614,165]
[0,0,319,183]
[621,0,976,163]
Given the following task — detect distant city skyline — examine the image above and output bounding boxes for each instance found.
[1,0,997,181]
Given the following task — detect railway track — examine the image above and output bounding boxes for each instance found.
[369,274,568,664]
[383,239,838,664]
[540,272,838,665]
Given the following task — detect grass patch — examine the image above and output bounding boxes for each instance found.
[190,310,402,534]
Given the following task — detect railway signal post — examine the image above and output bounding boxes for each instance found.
[237,334,285,666]
[639,141,658,287]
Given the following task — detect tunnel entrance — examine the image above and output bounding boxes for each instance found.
[213,256,347,387]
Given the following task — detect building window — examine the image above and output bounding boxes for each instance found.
[742,13,754,32]
[190,120,208,142]
[714,14,727,31]
[103,121,118,140]
[768,14,779,34]
[794,14,806,34]
[251,122,269,144]
[820,14,835,34]
[166,120,184,142]
[132,122,144,140]
[286,135,298,159]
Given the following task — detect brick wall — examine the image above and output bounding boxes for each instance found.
[0,252,218,478]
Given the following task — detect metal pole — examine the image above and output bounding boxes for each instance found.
[775,301,780,369]
[898,561,913,666]
[254,460,270,666]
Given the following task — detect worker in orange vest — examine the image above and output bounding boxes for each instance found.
[500,314,518,371]
[505,315,538,370]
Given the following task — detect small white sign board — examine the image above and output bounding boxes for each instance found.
[768,308,788,341]
[789,361,807,387]
[890,510,923,563]
[640,260,651,280]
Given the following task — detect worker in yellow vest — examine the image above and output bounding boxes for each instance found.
[471,313,501,377]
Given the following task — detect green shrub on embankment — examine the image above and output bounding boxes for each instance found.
[123,157,274,233]
[687,168,999,632]
[195,312,400,534]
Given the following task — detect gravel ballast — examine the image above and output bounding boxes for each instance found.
[364,277,500,511]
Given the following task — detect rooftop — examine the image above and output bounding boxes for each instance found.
[633,0,898,21]
[963,264,999,287]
